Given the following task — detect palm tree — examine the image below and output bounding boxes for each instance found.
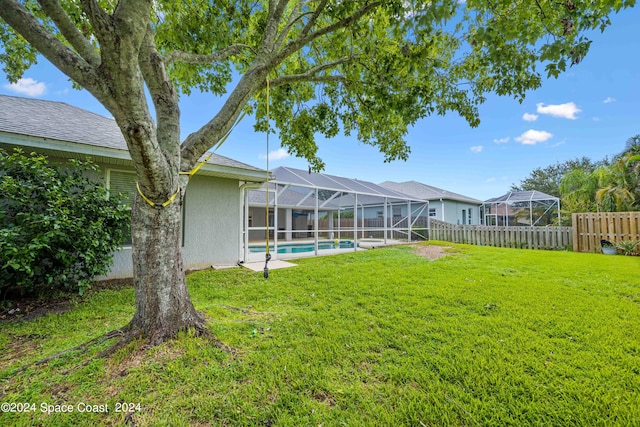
[559,134,640,216]
[615,135,640,209]
[623,135,640,156]
[560,167,599,213]
[594,159,637,211]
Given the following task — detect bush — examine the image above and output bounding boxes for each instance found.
[0,149,130,297]
[614,239,639,256]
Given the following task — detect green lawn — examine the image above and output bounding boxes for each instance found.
[1,243,639,426]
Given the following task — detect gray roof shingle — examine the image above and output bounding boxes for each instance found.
[380,180,482,204]
[0,94,126,149]
[0,94,262,172]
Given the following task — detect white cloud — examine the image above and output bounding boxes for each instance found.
[603,97,616,104]
[485,176,509,183]
[259,147,290,161]
[470,145,483,153]
[3,77,47,96]
[515,129,553,145]
[522,113,539,122]
[536,102,581,120]
[493,137,509,144]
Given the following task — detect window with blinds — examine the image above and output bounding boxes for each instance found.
[107,169,136,207]
[107,169,136,245]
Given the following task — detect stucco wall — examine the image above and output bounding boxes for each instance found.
[182,175,241,268]
[440,200,482,225]
[102,171,242,278]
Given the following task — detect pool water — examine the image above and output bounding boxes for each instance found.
[249,240,355,254]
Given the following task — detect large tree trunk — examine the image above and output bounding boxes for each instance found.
[127,189,205,345]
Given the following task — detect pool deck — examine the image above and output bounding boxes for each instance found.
[242,259,298,272]
[244,238,406,263]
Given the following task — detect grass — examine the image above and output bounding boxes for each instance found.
[1,242,639,426]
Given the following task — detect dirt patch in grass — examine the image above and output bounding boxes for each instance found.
[106,342,148,380]
[411,244,452,260]
[0,298,72,322]
[312,390,336,407]
[0,278,132,323]
[0,333,46,369]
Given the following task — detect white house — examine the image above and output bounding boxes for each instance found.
[380,181,483,225]
[0,95,267,279]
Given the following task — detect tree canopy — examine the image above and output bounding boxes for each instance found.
[1,0,633,175]
[511,157,607,197]
[560,134,640,213]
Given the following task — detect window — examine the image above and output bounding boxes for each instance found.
[468,209,472,224]
[107,169,136,245]
[107,169,136,206]
[393,206,401,217]
[429,208,437,217]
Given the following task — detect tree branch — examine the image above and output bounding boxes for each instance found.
[261,0,290,53]
[269,1,381,68]
[180,65,267,169]
[299,0,329,38]
[267,57,352,87]
[273,1,323,52]
[78,0,111,42]
[139,24,180,166]
[0,0,99,89]
[270,74,345,87]
[36,0,101,66]
[163,44,255,65]
[81,0,171,199]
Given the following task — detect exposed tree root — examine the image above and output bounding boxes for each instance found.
[7,329,124,378]
[95,325,143,359]
[97,320,237,358]
[7,321,236,379]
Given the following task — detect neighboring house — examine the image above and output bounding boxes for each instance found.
[380,181,483,225]
[0,95,266,278]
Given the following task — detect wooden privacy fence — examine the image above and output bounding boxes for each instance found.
[429,219,573,250]
[572,212,640,253]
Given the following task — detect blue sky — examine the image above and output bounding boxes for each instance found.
[1,6,638,201]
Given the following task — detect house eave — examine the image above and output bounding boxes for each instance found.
[0,131,267,182]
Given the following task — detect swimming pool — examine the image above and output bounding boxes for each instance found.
[249,240,355,254]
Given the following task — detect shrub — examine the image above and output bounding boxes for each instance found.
[614,239,640,256]
[0,149,130,297]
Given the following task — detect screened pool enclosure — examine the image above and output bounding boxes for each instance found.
[242,166,429,261]
[483,190,561,226]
